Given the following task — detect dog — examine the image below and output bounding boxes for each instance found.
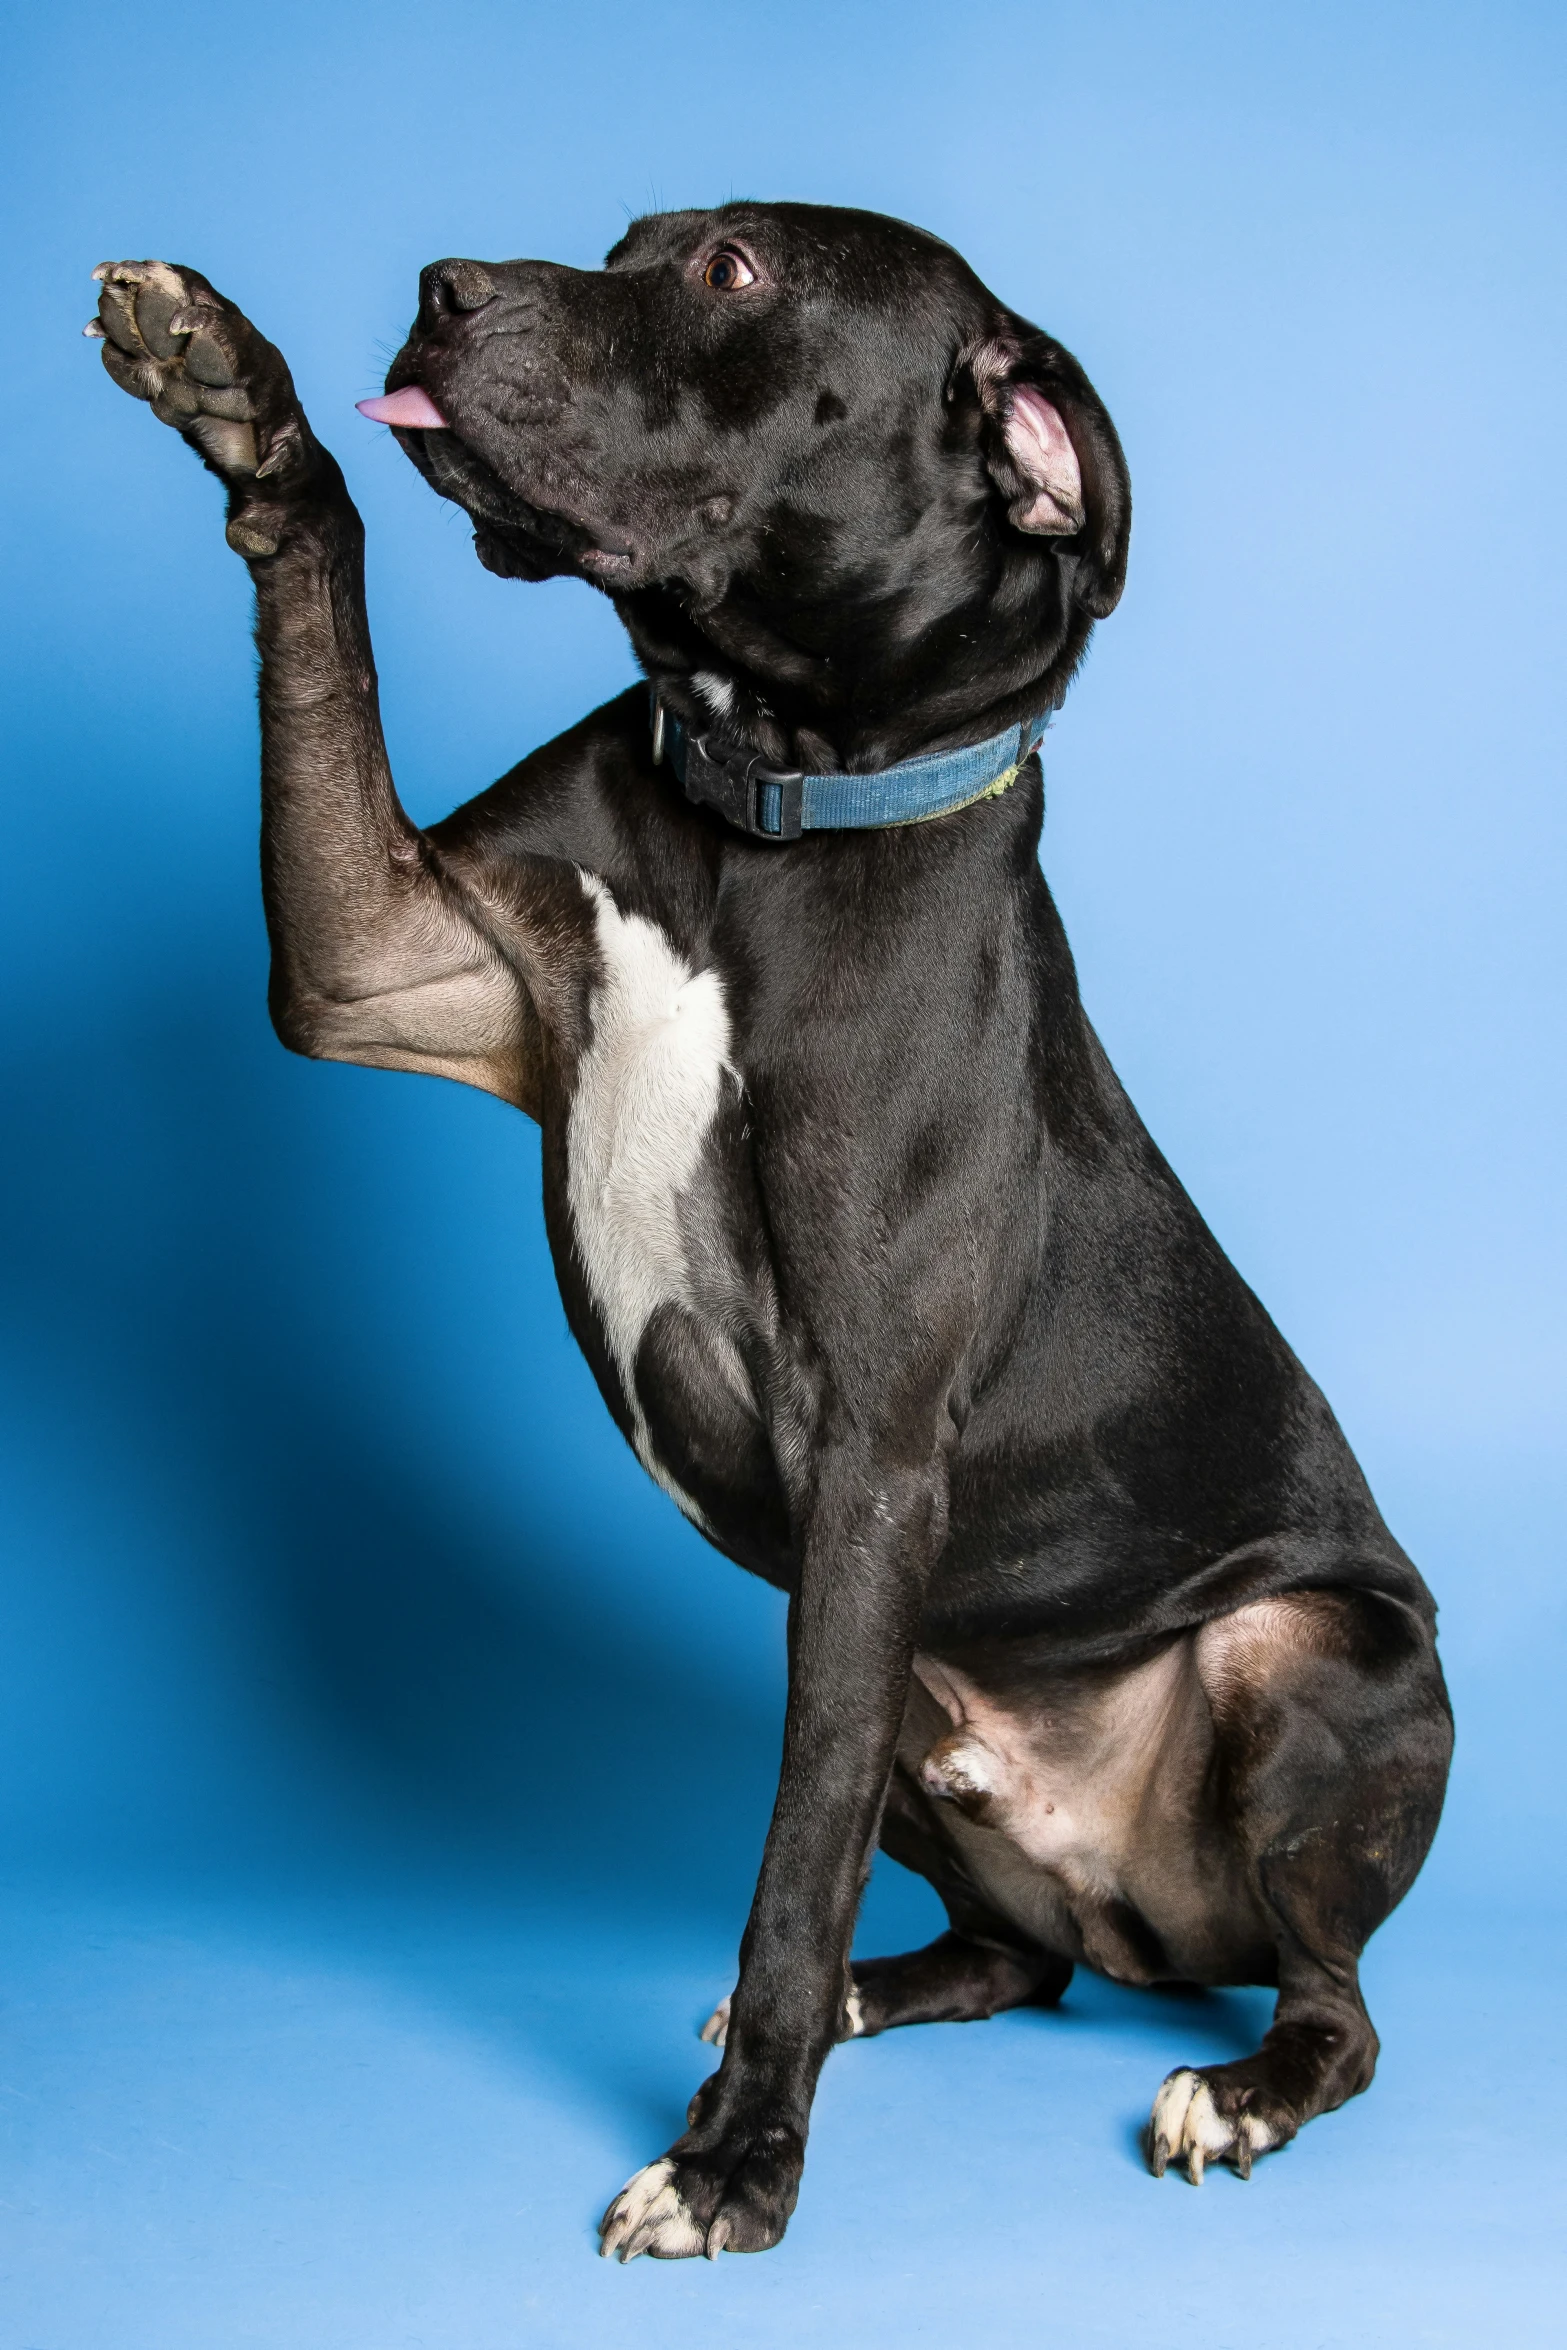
[88,203,1452,2260]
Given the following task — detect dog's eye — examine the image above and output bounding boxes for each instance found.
[703,248,756,292]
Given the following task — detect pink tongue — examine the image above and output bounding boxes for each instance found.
[356,385,447,429]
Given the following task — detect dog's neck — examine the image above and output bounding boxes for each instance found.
[653,692,1049,843]
[614,563,1092,777]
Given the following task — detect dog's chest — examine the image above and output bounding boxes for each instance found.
[564,875,752,1519]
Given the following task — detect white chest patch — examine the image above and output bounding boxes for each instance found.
[567,875,735,1521]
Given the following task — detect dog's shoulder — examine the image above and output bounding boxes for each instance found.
[426,684,708,906]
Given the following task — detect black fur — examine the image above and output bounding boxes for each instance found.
[89,205,1451,2259]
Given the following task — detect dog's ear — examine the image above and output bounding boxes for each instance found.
[966,329,1131,618]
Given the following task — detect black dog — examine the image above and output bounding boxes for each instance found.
[88,204,1452,2260]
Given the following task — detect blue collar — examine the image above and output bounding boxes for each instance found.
[653,692,1049,843]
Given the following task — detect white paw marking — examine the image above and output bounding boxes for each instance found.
[844,1984,865,2037]
[598,2156,710,2261]
[569,875,744,1528]
[1149,2068,1276,2184]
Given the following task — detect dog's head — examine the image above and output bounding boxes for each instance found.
[369,203,1130,766]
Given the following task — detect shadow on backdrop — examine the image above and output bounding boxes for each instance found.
[0,943,787,1936]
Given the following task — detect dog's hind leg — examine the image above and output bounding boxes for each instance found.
[850,1748,1073,2031]
[1148,1588,1452,2183]
[699,1931,1068,2049]
[850,1930,1072,2034]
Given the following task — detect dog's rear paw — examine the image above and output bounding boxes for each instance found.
[86,261,310,527]
[1147,2067,1282,2184]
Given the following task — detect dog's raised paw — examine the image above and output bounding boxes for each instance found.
[598,2158,710,2261]
[1147,2067,1278,2184]
[87,260,306,500]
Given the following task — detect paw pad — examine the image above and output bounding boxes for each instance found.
[86,259,303,504]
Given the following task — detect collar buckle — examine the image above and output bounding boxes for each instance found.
[681,729,805,844]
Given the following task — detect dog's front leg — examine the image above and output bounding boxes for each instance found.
[90,261,545,1105]
[600,1448,940,2260]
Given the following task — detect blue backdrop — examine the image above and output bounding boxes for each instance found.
[2,3,1562,2343]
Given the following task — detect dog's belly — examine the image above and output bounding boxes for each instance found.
[905,1641,1270,1984]
[564,874,765,1532]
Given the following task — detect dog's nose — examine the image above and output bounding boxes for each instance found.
[418,258,498,325]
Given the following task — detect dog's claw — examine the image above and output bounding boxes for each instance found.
[699,1993,731,2047]
[255,419,304,479]
[82,318,105,338]
[597,2158,708,2263]
[705,2215,731,2258]
[1147,2067,1279,2187]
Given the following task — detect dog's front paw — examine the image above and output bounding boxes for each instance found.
[1147,2066,1286,2184]
[86,260,315,551]
[598,2111,805,2261]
